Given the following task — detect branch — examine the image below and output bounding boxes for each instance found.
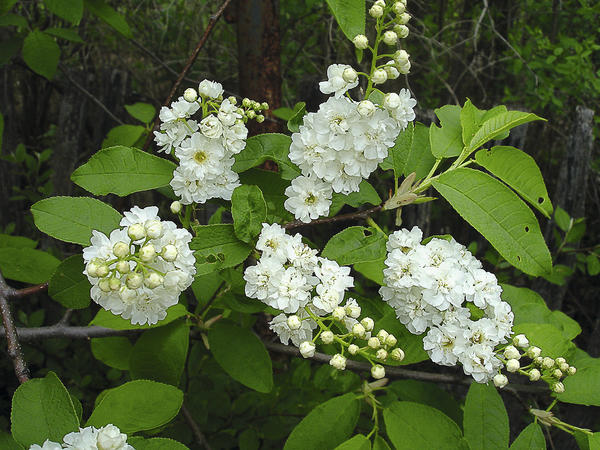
[180,403,212,450]
[143,0,234,151]
[11,282,48,299]
[0,272,30,384]
[284,205,383,230]
[0,325,140,341]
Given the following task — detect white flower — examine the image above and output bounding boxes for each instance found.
[96,424,130,450]
[198,79,223,99]
[357,100,376,117]
[284,175,332,223]
[319,64,360,99]
[200,115,224,139]
[344,298,361,318]
[361,317,374,332]
[269,312,316,347]
[330,353,347,370]
[29,441,62,450]
[218,98,241,126]
[287,315,302,330]
[300,341,316,358]
[176,132,230,179]
[371,365,386,379]
[352,34,369,49]
[244,256,284,300]
[513,334,529,348]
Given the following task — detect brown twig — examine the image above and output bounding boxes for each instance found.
[180,403,212,450]
[0,272,30,384]
[11,282,48,299]
[283,205,383,230]
[0,325,140,341]
[143,0,234,151]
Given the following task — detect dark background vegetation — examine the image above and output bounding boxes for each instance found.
[0,0,598,448]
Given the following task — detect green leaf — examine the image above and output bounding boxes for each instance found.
[43,0,83,24]
[0,36,22,66]
[0,247,59,284]
[287,102,306,133]
[372,436,392,450]
[383,401,464,450]
[353,256,385,285]
[460,100,508,147]
[0,431,23,450]
[433,168,551,276]
[430,105,463,158]
[388,380,463,427]
[91,336,133,370]
[553,206,571,232]
[512,323,572,358]
[190,224,252,276]
[239,169,293,222]
[102,125,146,148]
[130,321,189,386]
[239,428,260,450]
[22,30,60,80]
[71,146,176,196]
[231,185,267,244]
[510,423,546,449]
[233,133,300,180]
[90,303,188,330]
[330,180,381,216]
[48,254,91,309]
[322,226,387,266]
[208,320,273,393]
[404,122,436,179]
[31,196,122,245]
[0,0,19,14]
[43,27,84,43]
[587,254,600,276]
[463,383,509,450]
[125,102,156,124]
[272,107,294,121]
[86,380,183,433]
[325,0,365,41]
[557,365,600,406]
[468,110,545,153]
[0,13,27,28]
[334,434,371,450]
[84,0,133,38]
[380,123,414,178]
[284,393,360,450]
[11,372,79,448]
[475,146,553,218]
[0,233,36,249]
[128,437,190,450]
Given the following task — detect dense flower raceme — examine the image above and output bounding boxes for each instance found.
[379,226,512,383]
[29,424,134,450]
[154,79,265,205]
[83,206,195,325]
[284,70,416,223]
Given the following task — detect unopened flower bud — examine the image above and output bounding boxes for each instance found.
[128,223,146,241]
[555,357,566,365]
[348,344,359,355]
[397,12,411,24]
[139,244,156,262]
[183,88,198,103]
[553,369,563,379]
[162,244,178,262]
[332,306,346,320]
[287,315,302,330]
[368,337,380,349]
[493,374,508,388]
[393,2,406,14]
[376,349,388,360]
[371,364,385,379]
[529,368,541,381]
[534,356,543,366]
[246,110,256,120]
[113,241,130,258]
[330,353,346,370]
[251,100,261,110]
[357,100,376,117]
[261,102,269,110]
[374,0,386,7]
[369,4,384,18]
[116,260,130,274]
[256,114,265,123]
[119,287,136,302]
[384,92,401,110]
[87,261,100,277]
[342,67,358,83]
[346,302,361,318]
[542,357,555,369]
[504,345,521,360]
[394,24,409,38]
[242,98,251,108]
[391,348,405,361]
[513,334,529,348]
[145,220,163,239]
[321,330,334,344]
[299,341,315,358]
[352,323,366,339]
[559,362,569,372]
[98,278,111,292]
[377,329,389,343]
[361,317,374,332]
[108,277,121,291]
[527,346,542,359]
[372,68,388,85]
[170,201,182,214]
[552,382,565,394]
[506,359,520,373]
[126,272,143,289]
[384,62,400,79]
[96,263,109,278]
[352,34,369,50]
[228,96,237,105]
[567,366,577,376]
[144,272,163,289]
[385,334,397,347]
[383,31,398,45]
[394,49,410,64]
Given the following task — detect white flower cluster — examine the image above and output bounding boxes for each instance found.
[284,66,416,222]
[379,226,514,383]
[83,206,195,325]
[153,79,254,204]
[243,223,357,346]
[29,424,133,450]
